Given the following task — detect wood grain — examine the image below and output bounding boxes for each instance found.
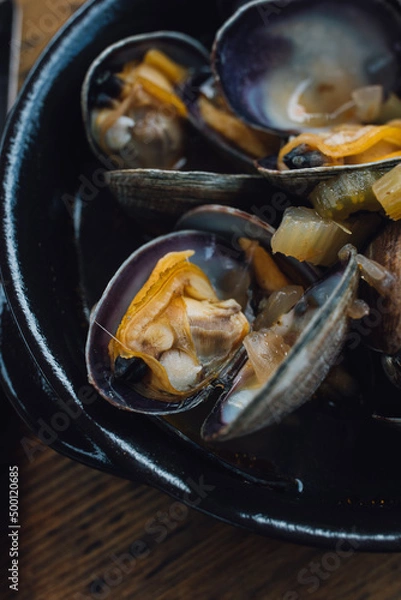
[2,424,401,600]
[2,1,401,599]
[17,0,85,84]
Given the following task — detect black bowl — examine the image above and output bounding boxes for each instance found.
[1,0,401,550]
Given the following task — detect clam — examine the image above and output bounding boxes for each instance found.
[105,169,272,226]
[82,31,279,225]
[85,205,379,440]
[212,0,401,195]
[81,31,210,170]
[86,224,258,415]
[86,205,299,414]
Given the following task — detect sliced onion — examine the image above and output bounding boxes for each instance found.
[243,330,290,385]
[253,286,304,330]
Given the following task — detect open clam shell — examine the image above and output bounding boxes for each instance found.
[213,0,401,136]
[81,31,209,169]
[202,245,362,441]
[86,229,252,414]
[86,205,369,439]
[212,0,401,194]
[86,205,317,417]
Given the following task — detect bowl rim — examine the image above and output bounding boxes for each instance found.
[1,0,401,551]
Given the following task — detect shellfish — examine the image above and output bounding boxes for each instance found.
[86,223,257,415]
[109,248,250,401]
[82,31,278,224]
[212,0,401,194]
[85,205,381,440]
[82,31,210,170]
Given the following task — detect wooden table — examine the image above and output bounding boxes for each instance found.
[2,1,401,598]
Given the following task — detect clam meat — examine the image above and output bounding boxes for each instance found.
[109,249,250,400]
[82,32,210,170]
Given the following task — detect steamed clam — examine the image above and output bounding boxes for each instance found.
[85,205,385,440]
[212,0,401,194]
[82,31,276,224]
[82,30,279,172]
[86,221,259,415]
[109,248,250,400]
[82,31,209,170]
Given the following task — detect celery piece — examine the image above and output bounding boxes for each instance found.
[372,163,401,220]
[271,207,381,267]
[309,170,384,220]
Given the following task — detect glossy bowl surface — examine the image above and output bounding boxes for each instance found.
[1,0,401,550]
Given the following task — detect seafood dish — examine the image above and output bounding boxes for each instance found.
[83,0,401,444]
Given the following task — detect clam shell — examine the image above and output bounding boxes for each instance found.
[81,31,209,168]
[212,0,401,136]
[256,158,398,197]
[201,245,361,441]
[86,229,254,415]
[213,0,401,193]
[106,169,271,225]
[86,205,317,416]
